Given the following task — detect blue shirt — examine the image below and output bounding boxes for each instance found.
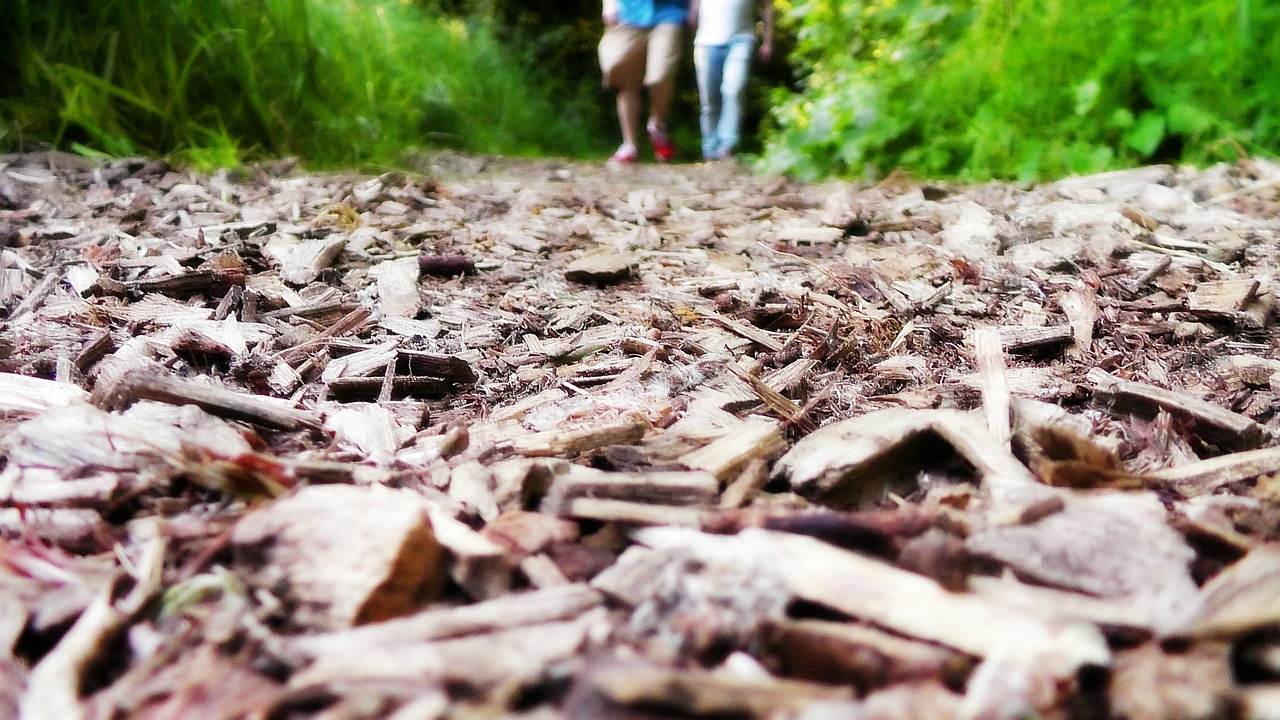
[618,0,689,27]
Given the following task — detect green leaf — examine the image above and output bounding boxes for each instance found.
[1166,102,1217,135]
[1109,108,1135,129]
[1124,112,1166,155]
[1074,79,1101,115]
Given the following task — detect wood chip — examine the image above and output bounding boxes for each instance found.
[93,365,322,431]
[564,251,636,285]
[232,485,446,629]
[1090,368,1270,450]
[263,234,346,285]
[0,373,88,415]
[772,408,1038,508]
[370,256,422,319]
[679,419,786,481]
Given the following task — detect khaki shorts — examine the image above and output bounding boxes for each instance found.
[598,23,684,90]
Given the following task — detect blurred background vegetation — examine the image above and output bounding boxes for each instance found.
[1,0,1276,181]
[765,0,1280,181]
[0,0,617,169]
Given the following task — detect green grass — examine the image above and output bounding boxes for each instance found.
[1,0,608,169]
[760,0,1280,181]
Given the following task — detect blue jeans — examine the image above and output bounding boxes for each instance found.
[694,35,755,159]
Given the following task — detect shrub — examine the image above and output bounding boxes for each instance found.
[0,0,607,168]
[761,0,1280,181]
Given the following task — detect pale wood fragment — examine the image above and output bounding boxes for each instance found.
[519,554,573,588]
[265,359,302,395]
[8,269,61,323]
[292,612,603,691]
[997,324,1074,354]
[105,294,215,325]
[729,528,1111,677]
[1221,354,1280,387]
[719,458,771,509]
[542,464,718,513]
[1241,686,1280,720]
[446,461,500,521]
[0,594,28,655]
[93,365,322,431]
[714,358,814,411]
[562,498,707,527]
[1169,543,1280,639]
[321,339,398,382]
[511,413,648,457]
[1147,447,1280,495]
[20,538,162,720]
[232,485,446,629]
[1089,368,1269,450]
[679,419,786,482]
[774,224,844,244]
[262,234,346,285]
[769,619,976,691]
[971,327,1011,448]
[0,269,29,310]
[1109,642,1236,720]
[0,474,119,509]
[274,306,372,365]
[727,364,816,433]
[564,251,636,285]
[322,402,417,465]
[290,583,602,657]
[1189,278,1274,329]
[874,274,916,315]
[772,408,1038,508]
[0,373,88,416]
[700,309,785,352]
[968,575,1159,631]
[371,256,422,318]
[1190,278,1260,314]
[948,366,1076,403]
[862,681,964,720]
[1056,282,1098,357]
[578,661,854,718]
[0,508,103,553]
[968,491,1198,606]
[422,505,515,600]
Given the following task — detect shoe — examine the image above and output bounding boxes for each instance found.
[706,146,734,162]
[608,144,638,167]
[647,123,676,162]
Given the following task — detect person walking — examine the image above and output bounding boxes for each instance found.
[599,0,698,165]
[693,0,774,161]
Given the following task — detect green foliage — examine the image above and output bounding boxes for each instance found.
[424,0,615,151]
[0,0,607,169]
[762,0,1280,181]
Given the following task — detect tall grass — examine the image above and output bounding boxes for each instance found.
[761,0,1280,181]
[1,0,606,168]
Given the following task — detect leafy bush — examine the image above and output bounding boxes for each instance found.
[761,0,1280,181]
[0,0,608,168]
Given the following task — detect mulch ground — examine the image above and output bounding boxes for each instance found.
[5,149,1280,719]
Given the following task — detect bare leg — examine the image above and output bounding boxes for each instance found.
[617,87,644,148]
[646,80,672,130]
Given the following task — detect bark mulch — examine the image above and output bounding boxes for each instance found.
[5,149,1280,718]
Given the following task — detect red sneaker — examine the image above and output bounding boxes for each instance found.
[647,124,676,162]
[609,144,638,166]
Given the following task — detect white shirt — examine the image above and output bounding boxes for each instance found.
[694,0,756,45]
